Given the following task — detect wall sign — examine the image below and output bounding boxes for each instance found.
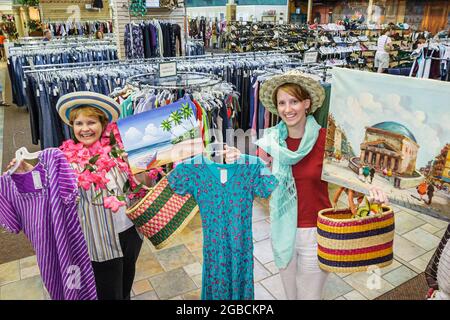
[159,62,177,78]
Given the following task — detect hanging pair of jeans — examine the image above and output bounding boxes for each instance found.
[37,80,64,148]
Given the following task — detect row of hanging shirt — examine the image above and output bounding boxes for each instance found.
[42,20,114,37]
[24,63,156,149]
[188,17,227,49]
[111,79,239,146]
[124,20,182,59]
[8,43,118,107]
[22,53,295,149]
[410,42,450,80]
[186,40,205,56]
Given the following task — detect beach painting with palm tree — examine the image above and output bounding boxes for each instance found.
[117,98,202,174]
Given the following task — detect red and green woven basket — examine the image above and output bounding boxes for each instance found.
[317,188,395,273]
[126,174,199,249]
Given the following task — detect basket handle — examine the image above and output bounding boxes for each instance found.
[332,187,358,216]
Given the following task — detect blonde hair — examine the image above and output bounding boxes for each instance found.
[274,83,311,113]
[69,106,109,129]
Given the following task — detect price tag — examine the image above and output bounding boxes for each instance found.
[94,77,98,85]
[32,171,43,190]
[53,87,58,96]
[303,51,318,64]
[220,169,227,184]
[159,62,177,78]
[36,89,40,97]
[23,81,27,88]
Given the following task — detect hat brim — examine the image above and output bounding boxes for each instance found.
[56,92,120,126]
[259,72,325,115]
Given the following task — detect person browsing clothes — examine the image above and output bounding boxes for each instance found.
[375,28,393,73]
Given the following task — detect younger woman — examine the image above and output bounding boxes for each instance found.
[255,71,388,299]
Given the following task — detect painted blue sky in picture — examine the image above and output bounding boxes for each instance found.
[330,68,450,169]
[117,98,198,153]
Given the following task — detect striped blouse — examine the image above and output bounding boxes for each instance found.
[72,163,139,263]
[0,148,97,300]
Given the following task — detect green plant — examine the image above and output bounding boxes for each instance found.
[16,0,40,6]
[27,19,43,32]
[1,15,19,40]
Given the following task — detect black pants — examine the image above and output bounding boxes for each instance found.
[91,227,143,300]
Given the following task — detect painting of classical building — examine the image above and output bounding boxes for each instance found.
[359,121,419,176]
[322,67,450,220]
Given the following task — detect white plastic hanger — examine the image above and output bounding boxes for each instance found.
[8,132,41,175]
[8,147,41,175]
[203,142,227,164]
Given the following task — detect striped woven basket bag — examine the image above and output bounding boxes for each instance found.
[126,173,199,249]
[317,187,395,273]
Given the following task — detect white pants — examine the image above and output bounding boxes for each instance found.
[279,227,329,300]
[374,51,390,69]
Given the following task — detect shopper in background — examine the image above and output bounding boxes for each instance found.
[413,34,427,50]
[43,29,52,42]
[0,30,6,61]
[427,183,435,205]
[96,25,104,40]
[375,28,393,73]
[254,71,388,300]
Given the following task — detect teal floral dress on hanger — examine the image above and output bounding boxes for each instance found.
[168,154,278,300]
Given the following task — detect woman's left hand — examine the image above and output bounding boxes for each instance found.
[368,186,389,205]
[224,145,241,164]
[121,152,129,164]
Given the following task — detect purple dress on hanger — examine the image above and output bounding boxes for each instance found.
[0,148,97,300]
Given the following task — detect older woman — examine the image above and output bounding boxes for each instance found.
[55,92,146,300]
[7,92,145,300]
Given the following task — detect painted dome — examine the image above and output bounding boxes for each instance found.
[372,121,417,143]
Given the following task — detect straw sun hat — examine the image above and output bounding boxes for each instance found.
[259,70,326,115]
[56,91,121,126]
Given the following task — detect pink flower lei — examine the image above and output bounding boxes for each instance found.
[60,122,147,212]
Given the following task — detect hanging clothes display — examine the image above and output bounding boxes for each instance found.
[92,0,104,9]
[124,21,182,59]
[410,45,444,79]
[186,40,205,56]
[110,75,239,146]
[7,43,118,108]
[129,0,147,16]
[21,52,292,148]
[42,20,113,37]
[0,148,97,300]
[168,154,278,300]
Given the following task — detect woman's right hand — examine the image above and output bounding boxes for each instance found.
[3,158,34,175]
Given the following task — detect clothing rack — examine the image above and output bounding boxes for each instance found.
[126,72,223,91]
[8,40,116,54]
[20,52,295,148]
[23,50,299,74]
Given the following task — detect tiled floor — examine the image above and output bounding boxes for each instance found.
[0,199,448,300]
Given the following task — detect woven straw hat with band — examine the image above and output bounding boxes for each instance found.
[259,70,326,115]
[56,91,121,126]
